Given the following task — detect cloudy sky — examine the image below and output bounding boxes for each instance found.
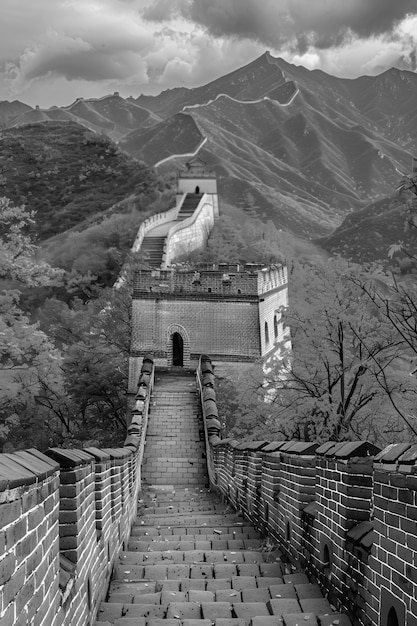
[1,0,417,108]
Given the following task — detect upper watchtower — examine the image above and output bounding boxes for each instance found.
[177,157,218,198]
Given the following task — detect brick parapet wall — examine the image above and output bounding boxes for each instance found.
[247,447,269,532]
[163,195,216,267]
[0,360,154,626]
[200,358,417,626]
[234,448,249,516]
[278,448,317,563]
[309,442,379,623]
[207,435,417,626]
[208,437,385,626]
[0,450,140,626]
[370,443,417,626]
[259,448,282,540]
[0,450,60,626]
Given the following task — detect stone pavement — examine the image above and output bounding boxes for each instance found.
[96,370,350,626]
[140,371,206,486]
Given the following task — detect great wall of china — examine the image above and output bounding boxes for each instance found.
[0,163,415,626]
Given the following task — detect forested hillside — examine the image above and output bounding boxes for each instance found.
[0,122,177,452]
[0,121,162,239]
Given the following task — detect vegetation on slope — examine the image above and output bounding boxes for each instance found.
[198,181,417,448]
[216,255,417,448]
[0,196,147,451]
[0,121,161,239]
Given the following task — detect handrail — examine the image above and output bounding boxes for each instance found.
[196,354,221,490]
[124,356,155,489]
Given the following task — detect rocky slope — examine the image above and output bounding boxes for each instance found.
[124,53,417,239]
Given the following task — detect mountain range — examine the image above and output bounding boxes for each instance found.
[2,52,417,259]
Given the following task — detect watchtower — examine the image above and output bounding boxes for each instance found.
[128,262,290,390]
[177,157,218,198]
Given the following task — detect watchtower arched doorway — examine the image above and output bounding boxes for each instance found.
[172,332,184,366]
[380,588,406,626]
[167,324,191,368]
[195,185,200,194]
[387,608,399,626]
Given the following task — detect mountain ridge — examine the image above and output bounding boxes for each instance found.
[2,52,417,253]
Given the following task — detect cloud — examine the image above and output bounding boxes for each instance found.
[142,0,189,21]
[0,0,153,101]
[21,37,148,83]
[168,0,417,52]
[1,0,417,107]
[145,26,263,87]
[159,57,193,84]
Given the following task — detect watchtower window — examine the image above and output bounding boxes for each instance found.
[274,315,278,339]
[264,322,269,346]
[195,185,200,193]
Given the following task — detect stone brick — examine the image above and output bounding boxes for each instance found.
[15,575,35,615]
[0,552,16,587]
[0,603,15,626]
[0,500,22,527]
[406,564,417,584]
[16,531,37,561]
[28,508,44,531]
[6,518,27,548]
[1,563,25,610]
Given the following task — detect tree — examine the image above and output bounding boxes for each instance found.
[0,197,64,449]
[38,283,133,446]
[252,257,417,445]
[176,216,284,265]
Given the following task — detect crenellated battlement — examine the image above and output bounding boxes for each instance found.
[133,264,287,298]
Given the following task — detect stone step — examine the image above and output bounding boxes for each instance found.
[95,617,350,626]
[138,489,221,503]
[95,371,347,626]
[119,549,272,564]
[131,526,261,537]
[139,503,228,514]
[107,579,320,597]
[97,594,336,623]
[132,515,252,527]
[127,539,267,552]
[144,455,204,460]
[114,562,285,582]
[129,533,262,544]
[144,437,203,443]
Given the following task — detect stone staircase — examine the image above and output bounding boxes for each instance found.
[141,236,166,268]
[139,193,202,269]
[176,194,202,221]
[141,371,207,486]
[96,370,348,626]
